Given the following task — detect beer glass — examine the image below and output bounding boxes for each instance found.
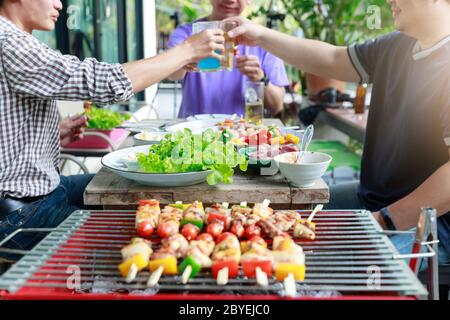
[221,20,239,71]
[244,81,265,125]
[192,21,222,72]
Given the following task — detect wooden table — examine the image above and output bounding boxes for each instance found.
[84,169,329,210]
[84,118,330,210]
[317,108,368,143]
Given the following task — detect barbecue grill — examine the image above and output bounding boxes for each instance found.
[0,209,429,300]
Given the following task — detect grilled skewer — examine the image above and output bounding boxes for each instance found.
[241,236,273,286]
[272,235,305,297]
[157,203,184,238]
[179,233,215,284]
[181,201,205,240]
[205,203,231,239]
[294,204,322,240]
[118,238,153,283]
[135,199,160,237]
[211,232,241,285]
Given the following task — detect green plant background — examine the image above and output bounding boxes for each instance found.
[157,0,393,43]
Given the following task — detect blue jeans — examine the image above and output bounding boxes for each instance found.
[324,181,450,267]
[0,174,95,260]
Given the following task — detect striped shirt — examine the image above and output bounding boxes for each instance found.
[0,16,134,198]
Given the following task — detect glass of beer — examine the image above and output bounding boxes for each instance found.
[220,20,239,71]
[245,81,265,125]
[192,21,222,72]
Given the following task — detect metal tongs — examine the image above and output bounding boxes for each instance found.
[383,207,440,300]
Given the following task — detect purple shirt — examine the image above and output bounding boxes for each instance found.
[168,21,289,118]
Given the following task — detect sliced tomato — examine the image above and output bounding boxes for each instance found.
[244,224,261,240]
[138,199,159,207]
[215,232,236,245]
[136,220,154,238]
[245,129,272,146]
[212,259,239,279]
[207,212,229,228]
[157,221,178,238]
[242,259,273,278]
[230,223,245,238]
[207,223,224,239]
[181,223,200,241]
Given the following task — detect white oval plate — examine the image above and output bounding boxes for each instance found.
[101,146,211,187]
[165,120,223,134]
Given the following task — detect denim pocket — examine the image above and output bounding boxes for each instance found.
[5,199,44,230]
[0,200,45,252]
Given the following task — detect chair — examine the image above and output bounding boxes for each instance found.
[57,101,137,174]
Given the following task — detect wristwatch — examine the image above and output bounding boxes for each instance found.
[380,207,397,231]
[261,72,270,87]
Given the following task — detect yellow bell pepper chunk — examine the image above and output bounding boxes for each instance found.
[118,254,149,278]
[275,263,305,281]
[285,134,300,145]
[270,137,284,145]
[149,256,178,275]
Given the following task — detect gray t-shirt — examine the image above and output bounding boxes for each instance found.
[348,32,450,250]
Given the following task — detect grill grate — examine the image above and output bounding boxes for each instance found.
[0,210,427,299]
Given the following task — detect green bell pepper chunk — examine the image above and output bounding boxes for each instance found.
[179,255,202,278]
[181,218,204,230]
[169,203,186,210]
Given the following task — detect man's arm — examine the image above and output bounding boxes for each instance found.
[3,30,223,103]
[375,150,450,230]
[264,84,285,115]
[123,30,224,93]
[226,17,360,82]
[167,68,187,81]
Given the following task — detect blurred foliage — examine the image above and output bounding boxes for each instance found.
[157,0,394,44]
[250,0,394,45]
[156,0,212,34]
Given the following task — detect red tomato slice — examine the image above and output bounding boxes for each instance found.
[244,224,261,240]
[207,212,229,228]
[207,223,224,239]
[157,221,178,238]
[242,259,273,278]
[181,223,200,241]
[212,259,239,279]
[138,199,159,207]
[137,221,154,238]
[230,223,244,238]
[215,232,235,245]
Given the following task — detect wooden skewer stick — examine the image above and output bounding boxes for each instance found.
[147,265,164,287]
[284,272,297,298]
[307,204,323,223]
[217,267,229,286]
[255,267,268,287]
[181,265,192,284]
[125,264,138,283]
